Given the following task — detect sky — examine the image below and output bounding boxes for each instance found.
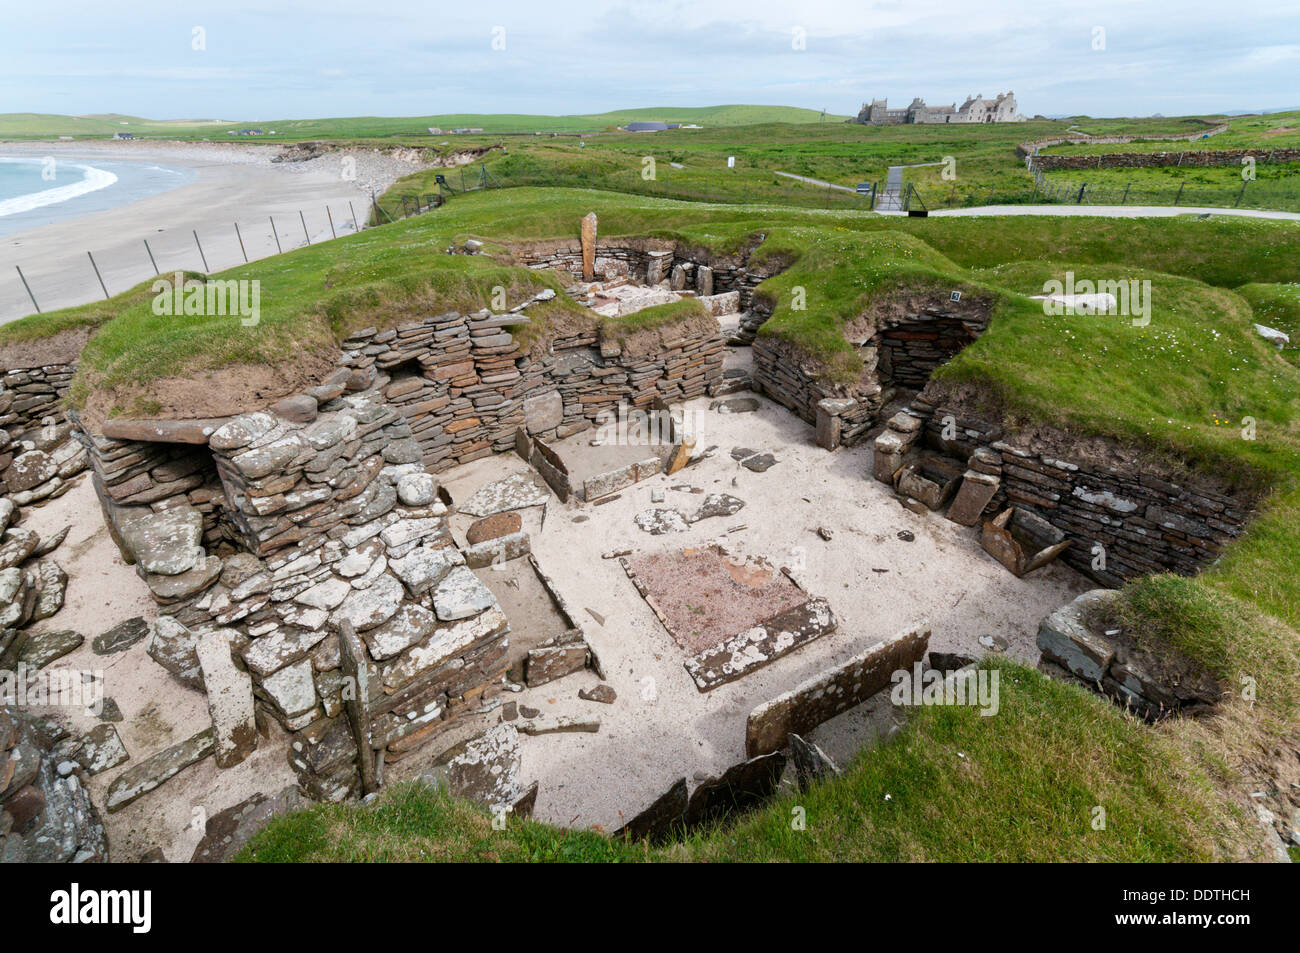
[2,0,1298,120]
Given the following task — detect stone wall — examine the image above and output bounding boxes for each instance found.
[337,302,724,474]
[905,386,1254,586]
[0,364,89,505]
[874,309,989,389]
[1029,146,1300,173]
[1015,124,1229,159]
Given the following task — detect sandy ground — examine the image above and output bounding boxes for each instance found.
[0,140,431,323]
[430,384,1090,834]
[17,474,296,862]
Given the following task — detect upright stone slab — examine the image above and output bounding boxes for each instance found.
[581,212,597,282]
[946,470,1000,526]
[338,620,378,793]
[745,622,931,757]
[195,629,257,768]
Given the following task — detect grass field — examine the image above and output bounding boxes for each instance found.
[8,185,1300,862]
[0,105,847,141]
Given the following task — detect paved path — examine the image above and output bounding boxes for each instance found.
[774,171,858,193]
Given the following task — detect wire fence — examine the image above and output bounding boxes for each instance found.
[5,198,386,321]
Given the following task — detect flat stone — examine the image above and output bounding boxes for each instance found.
[740,452,777,473]
[365,602,436,660]
[241,626,329,678]
[1036,589,1121,682]
[294,576,353,611]
[463,531,530,569]
[686,598,838,693]
[334,572,404,631]
[102,417,228,445]
[465,511,522,544]
[634,508,690,535]
[259,658,317,718]
[91,616,150,655]
[611,777,688,844]
[523,391,564,434]
[0,528,40,570]
[105,728,214,812]
[459,470,550,518]
[516,716,600,735]
[270,394,318,423]
[195,629,258,768]
[683,752,786,829]
[432,566,496,621]
[72,724,130,775]
[143,555,222,601]
[379,516,444,550]
[690,493,745,522]
[381,438,422,465]
[6,451,58,492]
[745,622,929,756]
[119,506,204,576]
[445,724,523,811]
[303,414,357,451]
[388,545,464,595]
[18,629,84,669]
[578,684,617,704]
[31,559,67,621]
[148,616,202,687]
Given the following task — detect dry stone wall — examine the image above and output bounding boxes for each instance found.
[907,387,1253,586]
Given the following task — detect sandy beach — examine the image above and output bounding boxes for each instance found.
[0,140,431,323]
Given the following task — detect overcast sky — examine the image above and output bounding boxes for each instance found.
[3,1,1297,119]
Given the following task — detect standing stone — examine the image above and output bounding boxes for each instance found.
[194,629,257,768]
[338,620,377,793]
[581,213,597,282]
[696,265,713,297]
[946,471,1000,527]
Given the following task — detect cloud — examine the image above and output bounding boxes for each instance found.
[0,0,1295,118]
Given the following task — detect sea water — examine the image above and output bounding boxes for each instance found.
[0,155,195,237]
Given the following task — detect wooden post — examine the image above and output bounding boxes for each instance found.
[326,206,337,239]
[87,251,109,299]
[348,200,359,233]
[269,216,282,254]
[299,210,310,243]
[338,620,379,794]
[1121,184,1130,205]
[234,222,248,263]
[1174,182,1185,206]
[144,238,159,275]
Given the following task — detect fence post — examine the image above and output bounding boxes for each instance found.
[326,206,337,239]
[87,251,109,300]
[15,266,39,313]
[193,230,209,272]
[1174,183,1184,206]
[234,222,248,263]
[144,238,159,275]
[1076,183,1087,204]
[1121,184,1130,205]
[348,200,359,233]
[1235,181,1247,208]
[299,211,310,244]
[270,216,282,254]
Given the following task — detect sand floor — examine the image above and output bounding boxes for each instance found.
[433,388,1090,833]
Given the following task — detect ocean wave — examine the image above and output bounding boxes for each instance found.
[0,159,119,218]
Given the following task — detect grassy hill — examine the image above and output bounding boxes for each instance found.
[0,105,847,141]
